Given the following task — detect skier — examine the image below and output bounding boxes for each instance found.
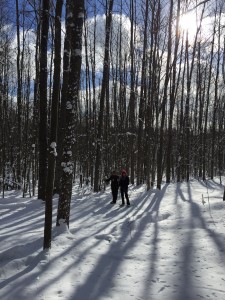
[105,170,119,204]
[119,169,130,206]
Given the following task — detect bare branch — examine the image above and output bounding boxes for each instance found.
[185,0,211,14]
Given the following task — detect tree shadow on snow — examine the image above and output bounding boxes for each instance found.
[69,184,169,300]
[173,182,225,300]
[0,238,44,297]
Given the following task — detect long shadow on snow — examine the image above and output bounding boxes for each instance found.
[0,185,166,299]
[0,251,48,300]
[139,184,169,299]
[0,238,43,292]
[18,192,138,299]
[0,199,44,234]
[174,182,225,300]
[70,184,168,300]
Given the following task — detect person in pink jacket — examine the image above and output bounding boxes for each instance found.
[119,170,130,206]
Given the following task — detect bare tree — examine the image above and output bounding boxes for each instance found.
[44,0,63,250]
[157,0,173,189]
[128,0,136,185]
[16,0,22,188]
[54,0,72,193]
[38,0,50,200]
[94,0,114,192]
[166,0,181,183]
[136,0,149,186]
[57,0,84,227]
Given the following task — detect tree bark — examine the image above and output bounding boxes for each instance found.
[157,0,173,189]
[44,0,63,250]
[16,0,22,188]
[94,0,114,192]
[38,0,50,200]
[57,0,84,227]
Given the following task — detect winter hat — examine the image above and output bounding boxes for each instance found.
[121,169,126,175]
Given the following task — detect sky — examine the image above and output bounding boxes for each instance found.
[0,177,225,299]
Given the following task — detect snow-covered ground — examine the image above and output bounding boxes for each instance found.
[0,178,225,300]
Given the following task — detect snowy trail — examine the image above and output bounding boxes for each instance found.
[0,179,225,300]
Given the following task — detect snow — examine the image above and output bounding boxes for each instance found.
[0,178,225,300]
[61,161,73,174]
[50,142,57,157]
[66,101,72,110]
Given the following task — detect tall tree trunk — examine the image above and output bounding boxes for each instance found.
[210,9,221,179]
[202,8,215,180]
[38,0,50,200]
[55,0,72,193]
[94,0,114,192]
[157,0,173,189]
[128,0,136,185]
[136,0,149,186]
[57,0,84,227]
[166,0,180,183]
[16,0,22,188]
[44,0,63,250]
[31,0,41,197]
[89,5,97,187]
[145,0,159,190]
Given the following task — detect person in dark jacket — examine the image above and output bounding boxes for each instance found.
[119,169,130,206]
[105,170,119,204]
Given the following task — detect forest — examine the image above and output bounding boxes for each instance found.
[0,0,225,247]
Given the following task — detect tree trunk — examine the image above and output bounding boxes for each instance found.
[166,0,180,183]
[44,0,63,250]
[128,0,136,185]
[38,0,50,200]
[136,0,148,186]
[57,0,84,227]
[94,0,114,192]
[55,0,72,193]
[16,0,22,188]
[157,0,173,189]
